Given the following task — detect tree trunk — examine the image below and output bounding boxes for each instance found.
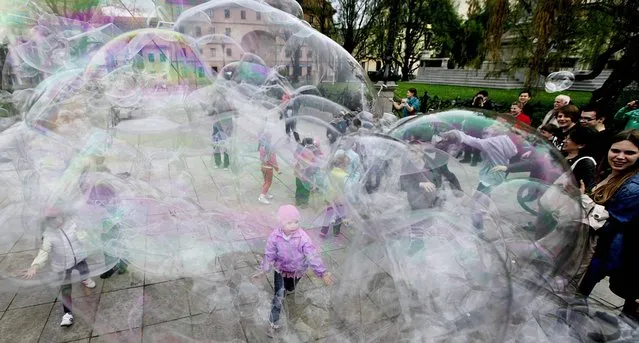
[590,41,639,110]
[382,1,400,83]
[524,0,556,88]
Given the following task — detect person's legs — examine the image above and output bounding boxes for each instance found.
[577,257,607,297]
[321,205,334,236]
[261,167,273,195]
[471,184,491,232]
[223,153,230,168]
[460,145,472,163]
[269,271,286,325]
[213,152,222,167]
[283,276,301,294]
[60,269,73,314]
[621,298,639,324]
[471,147,482,166]
[439,164,462,191]
[295,178,310,206]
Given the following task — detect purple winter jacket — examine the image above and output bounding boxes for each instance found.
[260,227,327,278]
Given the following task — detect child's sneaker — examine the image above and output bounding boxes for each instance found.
[81,278,96,289]
[258,194,270,204]
[266,193,274,199]
[319,227,328,238]
[266,322,280,337]
[60,313,74,327]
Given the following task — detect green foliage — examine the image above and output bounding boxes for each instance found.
[451,7,489,68]
[317,83,364,111]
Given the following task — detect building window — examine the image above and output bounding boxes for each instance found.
[285,50,292,58]
[178,26,185,34]
[148,53,155,62]
[195,26,202,37]
[256,12,261,20]
[210,48,216,57]
[307,66,312,75]
[224,9,230,18]
[160,53,167,62]
[225,28,231,36]
[209,27,215,34]
[307,50,312,58]
[241,10,246,20]
[212,66,218,72]
[207,9,214,17]
[226,48,232,57]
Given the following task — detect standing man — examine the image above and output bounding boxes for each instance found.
[580,104,613,163]
[539,94,570,129]
[392,88,420,118]
[518,90,534,118]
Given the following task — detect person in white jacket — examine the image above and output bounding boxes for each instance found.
[22,208,96,327]
[538,95,571,130]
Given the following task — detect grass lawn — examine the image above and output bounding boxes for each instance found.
[395,83,592,107]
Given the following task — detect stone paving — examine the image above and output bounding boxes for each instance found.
[0,118,632,343]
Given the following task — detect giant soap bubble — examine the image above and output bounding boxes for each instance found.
[1,0,637,342]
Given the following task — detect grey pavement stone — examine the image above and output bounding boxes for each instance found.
[224,267,272,306]
[0,290,16,312]
[0,250,38,281]
[66,339,89,343]
[142,280,190,326]
[101,269,143,293]
[142,317,193,343]
[71,277,104,299]
[93,287,143,336]
[0,303,53,343]
[89,328,141,343]
[41,295,99,343]
[187,272,234,315]
[191,310,245,342]
[218,243,259,271]
[9,236,41,253]
[9,284,58,310]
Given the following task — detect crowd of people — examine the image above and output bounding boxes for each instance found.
[19,88,639,337]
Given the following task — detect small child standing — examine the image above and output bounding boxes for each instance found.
[252,205,335,333]
[320,152,349,237]
[22,208,96,327]
[294,138,319,208]
[258,132,279,204]
[212,114,233,170]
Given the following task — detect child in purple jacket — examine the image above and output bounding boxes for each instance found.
[252,205,335,332]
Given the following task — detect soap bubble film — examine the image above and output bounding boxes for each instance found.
[0,1,637,342]
[545,71,576,93]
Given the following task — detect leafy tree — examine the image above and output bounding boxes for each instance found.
[397,0,461,81]
[39,0,101,22]
[333,0,383,58]
[485,0,639,109]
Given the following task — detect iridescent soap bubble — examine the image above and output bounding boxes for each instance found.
[545,71,576,93]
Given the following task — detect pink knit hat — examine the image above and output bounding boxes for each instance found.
[277,204,301,225]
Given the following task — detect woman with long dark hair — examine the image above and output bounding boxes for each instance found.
[578,129,639,323]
